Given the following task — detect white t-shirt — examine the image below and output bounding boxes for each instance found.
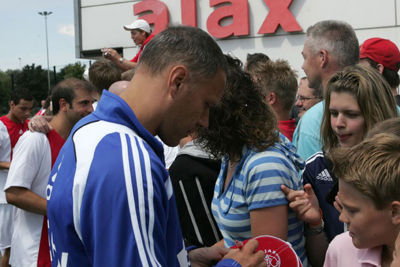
[4,131,51,267]
[155,136,179,169]
[0,121,11,203]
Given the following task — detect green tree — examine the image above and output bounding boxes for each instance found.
[0,61,87,115]
[56,62,86,82]
[0,70,12,115]
[14,64,49,107]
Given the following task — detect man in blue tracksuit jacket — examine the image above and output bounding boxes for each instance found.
[46,26,267,267]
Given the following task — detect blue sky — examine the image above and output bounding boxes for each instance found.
[0,0,90,71]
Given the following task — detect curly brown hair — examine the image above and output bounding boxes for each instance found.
[197,55,278,159]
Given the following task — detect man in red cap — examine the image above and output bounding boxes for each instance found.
[102,19,155,72]
[359,37,400,104]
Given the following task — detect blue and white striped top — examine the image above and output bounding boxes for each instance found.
[211,135,308,266]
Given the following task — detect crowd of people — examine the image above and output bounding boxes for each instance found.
[0,17,400,267]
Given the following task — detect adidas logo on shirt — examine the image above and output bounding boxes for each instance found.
[315,169,333,182]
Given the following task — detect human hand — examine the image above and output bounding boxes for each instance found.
[222,239,267,267]
[29,116,52,134]
[333,195,343,213]
[101,48,120,61]
[281,184,321,225]
[189,246,228,267]
[212,239,225,248]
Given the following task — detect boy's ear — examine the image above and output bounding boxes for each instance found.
[266,92,276,105]
[391,201,400,225]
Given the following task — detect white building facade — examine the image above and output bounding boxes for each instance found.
[74,0,400,76]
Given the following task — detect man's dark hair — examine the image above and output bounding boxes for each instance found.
[138,26,227,80]
[363,58,400,89]
[89,59,121,92]
[10,87,33,105]
[245,52,270,72]
[51,78,95,115]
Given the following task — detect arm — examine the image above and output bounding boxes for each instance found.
[101,48,137,71]
[0,123,11,169]
[281,183,329,267]
[29,115,52,133]
[212,239,225,248]
[305,228,329,267]
[281,184,321,224]
[4,132,49,213]
[245,153,295,241]
[250,205,288,240]
[117,59,137,71]
[0,161,10,169]
[5,186,46,215]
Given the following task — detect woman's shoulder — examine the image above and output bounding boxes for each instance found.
[244,145,288,165]
[242,143,299,174]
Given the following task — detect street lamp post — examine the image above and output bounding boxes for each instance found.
[38,11,52,93]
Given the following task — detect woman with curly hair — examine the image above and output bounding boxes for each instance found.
[197,56,308,266]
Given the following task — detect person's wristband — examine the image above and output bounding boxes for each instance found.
[119,57,124,64]
[306,209,324,235]
[308,208,323,227]
[306,219,324,235]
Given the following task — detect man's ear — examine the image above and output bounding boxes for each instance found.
[167,65,188,98]
[9,100,15,109]
[320,49,328,68]
[391,201,400,225]
[59,98,70,112]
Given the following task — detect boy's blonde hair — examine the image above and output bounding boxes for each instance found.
[331,133,400,209]
[247,59,298,113]
[366,117,400,138]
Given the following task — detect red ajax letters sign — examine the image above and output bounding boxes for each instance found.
[133,0,302,38]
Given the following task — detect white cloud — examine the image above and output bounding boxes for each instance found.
[58,24,74,37]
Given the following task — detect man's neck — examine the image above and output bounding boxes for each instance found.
[276,112,291,121]
[48,114,73,140]
[6,112,23,124]
[271,105,291,121]
[120,70,168,136]
[321,65,343,93]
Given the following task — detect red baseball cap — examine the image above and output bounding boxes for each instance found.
[360,38,400,72]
